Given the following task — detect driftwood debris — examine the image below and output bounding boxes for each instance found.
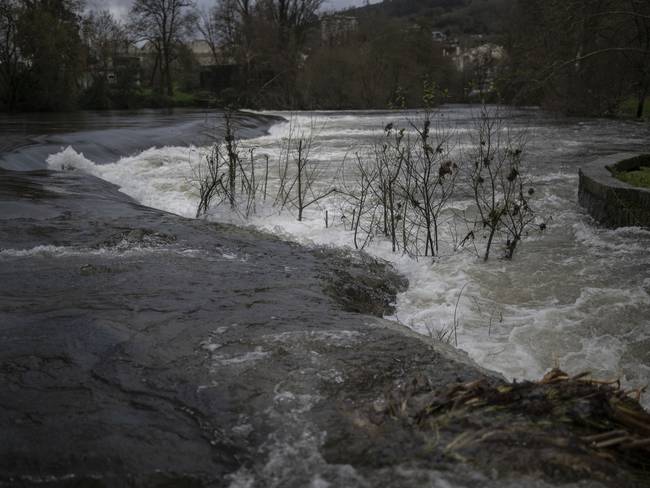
[377,368,650,485]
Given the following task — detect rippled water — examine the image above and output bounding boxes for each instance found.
[45,106,650,407]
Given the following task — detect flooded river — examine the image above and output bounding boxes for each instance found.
[2,107,650,486]
[36,106,650,407]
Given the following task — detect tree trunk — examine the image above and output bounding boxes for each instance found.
[433,216,439,255]
[388,184,396,252]
[164,49,173,98]
[505,236,520,260]
[297,140,303,222]
[636,85,647,118]
[150,53,160,93]
[484,226,496,261]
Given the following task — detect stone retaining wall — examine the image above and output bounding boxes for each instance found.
[578,153,650,228]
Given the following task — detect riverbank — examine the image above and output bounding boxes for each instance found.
[579,154,650,228]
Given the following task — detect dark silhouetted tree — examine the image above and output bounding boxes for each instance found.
[129,0,196,97]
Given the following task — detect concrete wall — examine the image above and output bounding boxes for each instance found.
[578,153,650,228]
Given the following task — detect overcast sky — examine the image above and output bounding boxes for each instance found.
[88,0,380,19]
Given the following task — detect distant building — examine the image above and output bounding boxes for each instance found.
[448,42,505,73]
[189,40,216,67]
[442,43,461,59]
[431,30,447,42]
[321,15,358,45]
[453,43,506,95]
[82,41,142,89]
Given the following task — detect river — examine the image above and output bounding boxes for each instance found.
[35,106,650,408]
[2,107,650,486]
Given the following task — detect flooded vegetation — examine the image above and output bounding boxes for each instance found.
[1,107,649,486]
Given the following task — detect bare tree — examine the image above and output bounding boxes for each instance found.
[259,0,324,44]
[466,105,536,261]
[273,119,336,221]
[190,111,253,217]
[292,137,337,221]
[196,6,221,65]
[501,162,536,260]
[338,152,380,250]
[625,0,650,117]
[191,143,228,218]
[196,0,324,104]
[196,0,243,65]
[224,112,239,209]
[336,110,460,258]
[202,0,323,58]
[129,0,196,97]
[83,10,129,75]
[0,0,21,110]
[374,125,407,253]
[508,0,650,117]
[404,114,458,257]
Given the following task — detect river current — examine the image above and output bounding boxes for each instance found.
[41,106,650,407]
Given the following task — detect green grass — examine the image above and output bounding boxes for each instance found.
[133,87,199,108]
[171,90,197,106]
[617,97,650,119]
[613,166,650,188]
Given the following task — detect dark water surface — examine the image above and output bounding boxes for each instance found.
[0,109,280,170]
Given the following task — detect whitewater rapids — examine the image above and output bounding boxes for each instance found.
[45,107,650,408]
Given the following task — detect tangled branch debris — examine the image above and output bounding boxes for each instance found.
[377,368,649,484]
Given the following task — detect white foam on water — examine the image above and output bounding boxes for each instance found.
[47,145,199,218]
[574,221,650,255]
[0,245,73,258]
[261,330,364,348]
[46,146,99,173]
[210,347,270,367]
[0,239,230,268]
[0,244,194,259]
[45,109,650,408]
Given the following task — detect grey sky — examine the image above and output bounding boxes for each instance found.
[88,0,380,19]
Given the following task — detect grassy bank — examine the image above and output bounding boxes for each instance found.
[613,166,650,188]
[617,97,650,120]
[133,88,217,109]
[78,85,219,111]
